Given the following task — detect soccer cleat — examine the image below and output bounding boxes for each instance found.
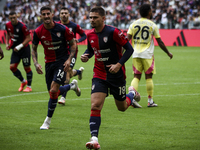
[18,80,27,92]
[40,116,51,130]
[86,137,100,150]
[128,86,140,102]
[70,79,81,96]
[23,87,32,92]
[148,102,158,107]
[78,67,84,80]
[58,96,66,105]
[132,99,142,108]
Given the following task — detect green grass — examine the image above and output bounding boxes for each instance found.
[0,44,200,150]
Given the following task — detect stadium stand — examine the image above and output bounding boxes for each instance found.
[1,0,200,30]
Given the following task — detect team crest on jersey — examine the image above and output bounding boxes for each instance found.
[103,37,108,43]
[16,28,19,32]
[69,28,72,31]
[57,32,61,37]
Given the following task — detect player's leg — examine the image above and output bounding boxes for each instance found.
[22,46,33,92]
[130,58,143,91]
[10,51,27,91]
[143,56,157,107]
[86,78,107,150]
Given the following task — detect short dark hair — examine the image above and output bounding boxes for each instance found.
[59,7,69,13]
[90,6,105,16]
[9,11,16,16]
[139,4,151,17]
[40,6,52,14]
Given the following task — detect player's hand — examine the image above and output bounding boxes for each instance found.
[81,54,89,62]
[106,63,122,74]
[168,52,173,59]
[6,44,10,50]
[13,47,18,52]
[74,38,79,43]
[35,63,43,74]
[63,59,70,72]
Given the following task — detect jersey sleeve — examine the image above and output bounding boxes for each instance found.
[127,23,134,35]
[153,25,160,38]
[76,24,84,35]
[65,27,74,42]
[32,31,40,45]
[22,25,31,36]
[113,28,128,46]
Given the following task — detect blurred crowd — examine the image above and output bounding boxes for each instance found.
[0,0,200,30]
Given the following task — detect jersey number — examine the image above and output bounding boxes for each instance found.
[133,25,149,40]
[119,86,126,95]
[57,69,64,79]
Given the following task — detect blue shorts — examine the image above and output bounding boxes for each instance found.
[91,78,127,101]
[10,45,31,66]
[45,59,66,91]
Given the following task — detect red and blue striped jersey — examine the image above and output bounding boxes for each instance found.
[86,25,129,81]
[32,22,74,63]
[6,21,30,49]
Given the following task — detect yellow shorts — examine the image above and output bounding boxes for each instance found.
[132,56,156,74]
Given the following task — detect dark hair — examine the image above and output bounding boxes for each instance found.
[9,11,16,16]
[139,4,151,17]
[90,6,105,16]
[40,6,52,14]
[60,7,69,12]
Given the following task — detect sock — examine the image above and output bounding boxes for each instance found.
[13,69,24,82]
[59,84,70,95]
[90,110,101,137]
[126,92,134,106]
[47,91,59,117]
[26,70,33,86]
[131,78,139,91]
[76,69,81,75]
[146,78,153,103]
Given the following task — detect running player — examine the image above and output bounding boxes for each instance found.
[57,7,86,105]
[6,11,33,92]
[31,6,81,130]
[81,6,141,149]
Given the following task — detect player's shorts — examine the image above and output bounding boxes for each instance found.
[132,56,156,75]
[10,45,31,66]
[45,59,67,91]
[91,78,127,101]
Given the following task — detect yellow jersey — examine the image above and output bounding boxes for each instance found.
[127,18,160,59]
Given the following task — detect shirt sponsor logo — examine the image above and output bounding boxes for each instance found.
[48,46,60,50]
[97,57,109,61]
[44,41,50,45]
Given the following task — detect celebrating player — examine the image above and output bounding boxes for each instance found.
[57,7,86,105]
[127,4,173,107]
[81,6,141,149]
[31,6,81,130]
[6,11,33,92]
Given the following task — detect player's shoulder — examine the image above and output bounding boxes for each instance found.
[6,21,12,27]
[34,23,44,32]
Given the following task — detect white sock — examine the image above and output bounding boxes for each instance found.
[91,136,98,142]
[148,98,153,104]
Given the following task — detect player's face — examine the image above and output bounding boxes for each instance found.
[9,14,18,25]
[89,12,105,29]
[60,9,69,22]
[40,10,54,25]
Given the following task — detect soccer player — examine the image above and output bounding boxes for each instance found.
[6,11,33,92]
[0,46,4,60]
[57,7,87,105]
[31,6,81,130]
[127,4,173,107]
[81,6,141,149]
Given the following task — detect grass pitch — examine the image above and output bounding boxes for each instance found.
[0,44,199,150]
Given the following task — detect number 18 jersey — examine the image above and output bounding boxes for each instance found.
[127,18,160,59]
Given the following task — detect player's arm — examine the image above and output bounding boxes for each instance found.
[31,43,43,74]
[0,46,4,60]
[81,40,94,62]
[63,38,76,72]
[6,32,10,50]
[127,34,132,41]
[76,32,86,43]
[156,38,173,59]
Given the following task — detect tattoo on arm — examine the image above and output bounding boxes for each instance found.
[31,44,38,65]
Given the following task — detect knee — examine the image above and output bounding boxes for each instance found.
[49,90,59,99]
[24,66,32,73]
[117,107,126,112]
[10,64,18,72]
